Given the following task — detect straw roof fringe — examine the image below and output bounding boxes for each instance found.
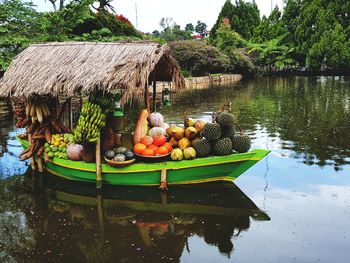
[0,41,185,104]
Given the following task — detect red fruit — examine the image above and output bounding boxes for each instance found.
[163,142,173,152]
[142,148,155,156]
[140,136,153,146]
[134,143,147,154]
[153,135,166,146]
[156,146,168,156]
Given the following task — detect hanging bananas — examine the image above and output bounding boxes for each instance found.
[26,99,51,124]
[73,102,106,144]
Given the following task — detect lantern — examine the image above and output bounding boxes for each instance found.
[162,87,171,107]
[110,89,124,132]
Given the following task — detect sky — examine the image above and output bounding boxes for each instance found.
[32,0,284,33]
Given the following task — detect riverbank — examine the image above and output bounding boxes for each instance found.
[156,74,243,92]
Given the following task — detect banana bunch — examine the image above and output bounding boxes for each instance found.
[25,99,50,124]
[89,92,114,112]
[74,102,106,143]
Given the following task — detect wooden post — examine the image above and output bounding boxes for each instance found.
[144,83,150,113]
[37,156,44,173]
[96,136,102,189]
[68,97,73,130]
[28,134,36,171]
[97,194,104,231]
[152,80,157,112]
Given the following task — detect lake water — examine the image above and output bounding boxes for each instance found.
[0,76,349,262]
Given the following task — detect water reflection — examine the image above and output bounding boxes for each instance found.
[0,172,269,262]
[162,76,350,169]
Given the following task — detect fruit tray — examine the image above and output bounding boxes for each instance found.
[104,157,136,168]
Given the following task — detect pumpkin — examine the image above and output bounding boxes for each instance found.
[133,109,149,144]
[148,127,167,138]
[67,143,83,161]
[162,123,170,130]
[149,112,164,127]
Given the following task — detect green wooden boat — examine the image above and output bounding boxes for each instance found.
[19,138,269,186]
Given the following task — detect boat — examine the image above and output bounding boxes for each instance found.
[1,41,270,188]
[19,137,269,186]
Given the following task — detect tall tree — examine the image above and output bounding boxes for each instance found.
[230,0,260,39]
[195,20,207,35]
[210,0,234,40]
[185,23,194,32]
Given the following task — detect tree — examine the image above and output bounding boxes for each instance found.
[185,23,194,32]
[306,23,350,70]
[0,0,42,70]
[210,0,234,40]
[152,30,160,38]
[159,17,174,30]
[195,20,207,35]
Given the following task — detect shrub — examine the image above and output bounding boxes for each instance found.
[169,40,229,76]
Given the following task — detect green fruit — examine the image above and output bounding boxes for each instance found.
[231,135,251,153]
[171,148,183,161]
[216,112,235,128]
[44,142,50,148]
[52,146,58,152]
[54,152,60,158]
[212,137,233,156]
[202,123,221,140]
[193,139,211,158]
[183,147,196,160]
[48,152,54,158]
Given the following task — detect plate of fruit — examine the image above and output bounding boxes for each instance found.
[133,135,173,161]
[104,147,136,167]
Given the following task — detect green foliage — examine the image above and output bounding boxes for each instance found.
[185,23,194,33]
[210,0,234,40]
[214,23,255,74]
[168,40,229,76]
[157,18,192,42]
[306,23,350,70]
[210,0,350,72]
[248,34,298,70]
[0,0,141,70]
[195,20,207,34]
[0,0,43,70]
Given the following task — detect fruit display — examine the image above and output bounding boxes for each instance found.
[231,123,251,153]
[104,147,135,162]
[74,102,106,144]
[89,91,114,112]
[133,109,149,144]
[134,135,172,157]
[18,99,72,161]
[44,133,74,160]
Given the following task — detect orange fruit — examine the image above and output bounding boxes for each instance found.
[163,142,173,152]
[142,148,155,156]
[140,136,153,147]
[153,135,167,146]
[156,146,168,156]
[134,143,147,154]
[148,145,159,152]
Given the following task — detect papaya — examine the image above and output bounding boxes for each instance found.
[133,109,149,144]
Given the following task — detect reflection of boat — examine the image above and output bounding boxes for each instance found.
[19,137,269,186]
[20,173,270,261]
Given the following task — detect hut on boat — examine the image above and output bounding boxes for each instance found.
[0,41,185,106]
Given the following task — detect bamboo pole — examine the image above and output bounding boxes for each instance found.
[68,97,73,130]
[152,80,157,112]
[37,156,44,173]
[145,83,150,113]
[28,134,36,171]
[96,135,102,189]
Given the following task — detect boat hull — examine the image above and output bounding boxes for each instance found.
[19,138,269,186]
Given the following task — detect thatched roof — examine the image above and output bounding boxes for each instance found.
[0,41,185,104]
